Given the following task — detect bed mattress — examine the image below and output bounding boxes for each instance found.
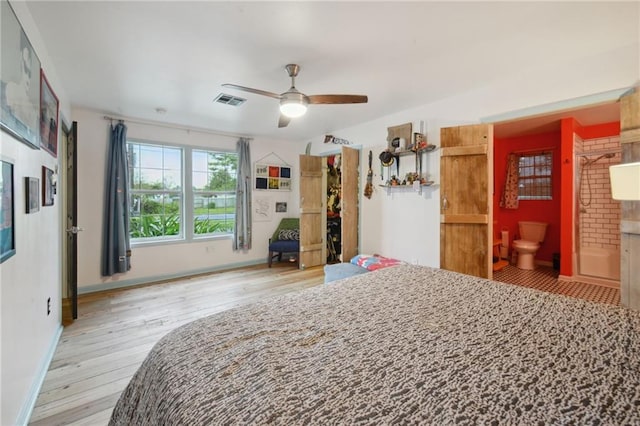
[110,265,640,425]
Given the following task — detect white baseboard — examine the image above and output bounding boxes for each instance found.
[79,258,266,295]
[16,324,63,425]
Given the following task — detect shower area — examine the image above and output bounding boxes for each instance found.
[575,135,621,285]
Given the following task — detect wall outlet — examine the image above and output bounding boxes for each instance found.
[47,297,51,316]
[205,245,215,253]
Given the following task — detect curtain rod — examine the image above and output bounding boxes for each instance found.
[103,115,253,140]
[510,146,556,155]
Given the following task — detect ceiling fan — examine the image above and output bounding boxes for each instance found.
[222,64,368,128]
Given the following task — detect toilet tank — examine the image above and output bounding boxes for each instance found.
[518,221,548,243]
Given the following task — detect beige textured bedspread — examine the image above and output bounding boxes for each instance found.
[110,265,640,425]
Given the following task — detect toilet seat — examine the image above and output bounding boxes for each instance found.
[513,239,539,250]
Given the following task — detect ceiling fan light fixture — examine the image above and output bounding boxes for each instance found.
[280,100,307,118]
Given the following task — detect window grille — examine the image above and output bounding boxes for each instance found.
[518,152,552,200]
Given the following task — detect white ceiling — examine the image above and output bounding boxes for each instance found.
[24,1,637,141]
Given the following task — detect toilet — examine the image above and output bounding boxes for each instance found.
[512,221,548,270]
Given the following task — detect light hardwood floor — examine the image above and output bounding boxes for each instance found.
[29,264,324,426]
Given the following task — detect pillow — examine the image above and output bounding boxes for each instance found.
[278,229,299,241]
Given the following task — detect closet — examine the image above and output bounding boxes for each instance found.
[299,146,359,269]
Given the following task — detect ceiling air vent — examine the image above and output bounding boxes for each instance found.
[214,93,246,107]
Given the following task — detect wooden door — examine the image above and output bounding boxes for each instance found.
[440,124,493,279]
[341,146,359,261]
[62,121,78,324]
[299,155,324,269]
[619,88,640,309]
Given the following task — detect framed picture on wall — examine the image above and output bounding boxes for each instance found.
[1,160,16,263]
[39,70,59,157]
[0,0,41,150]
[254,163,292,191]
[25,176,39,213]
[42,166,54,206]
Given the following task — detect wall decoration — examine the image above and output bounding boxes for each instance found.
[275,202,287,213]
[324,134,351,145]
[25,176,39,213]
[39,70,59,157]
[253,195,273,222]
[387,122,412,152]
[0,0,41,150]
[42,165,54,206]
[254,152,292,191]
[1,160,16,263]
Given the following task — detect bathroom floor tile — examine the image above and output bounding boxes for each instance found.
[493,264,620,306]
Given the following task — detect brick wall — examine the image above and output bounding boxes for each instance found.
[577,136,621,250]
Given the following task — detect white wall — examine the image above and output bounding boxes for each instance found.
[305,41,639,267]
[74,108,304,292]
[0,2,71,424]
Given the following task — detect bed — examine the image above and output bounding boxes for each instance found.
[109,265,640,425]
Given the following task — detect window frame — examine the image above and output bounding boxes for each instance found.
[126,139,237,247]
[517,151,553,201]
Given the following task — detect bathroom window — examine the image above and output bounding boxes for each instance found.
[518,152,552,200]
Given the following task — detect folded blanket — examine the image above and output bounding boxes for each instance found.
[350,254,404,271]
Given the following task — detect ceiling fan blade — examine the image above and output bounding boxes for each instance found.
[308,94,368,104]
[278,114,291,128]
[222,83,281,100]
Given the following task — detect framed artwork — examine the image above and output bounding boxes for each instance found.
[40,70,59,157]
[1,160,16,263]
[25,176,39,213]
[255,163,291,191]
[0,0,41,150]
[253,195,273,222]
[42,166,54,206]
[387,122,412,152]
[275,202,287,213]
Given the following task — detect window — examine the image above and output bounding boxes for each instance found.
[192,150,237,237]
[518,152,552,200]
[128,142,183,240]
[127,140,238,243]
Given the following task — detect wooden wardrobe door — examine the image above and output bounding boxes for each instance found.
[299,155,324,268]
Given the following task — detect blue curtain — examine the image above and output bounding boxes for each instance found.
[101,122,131,276]
[233,138,252,251]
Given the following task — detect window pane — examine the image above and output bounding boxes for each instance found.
[139,168,163,189]
[517,152,552,200]
[192,150,208,173]
[139,145,163,169]
[163,147,182,171]
[192,150,238,236]
[131,168,141,190]
[163,170,181,190]
[193,171,208,191]
[127,141,184,241]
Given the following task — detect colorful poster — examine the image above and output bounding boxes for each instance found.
[254,163,291,191]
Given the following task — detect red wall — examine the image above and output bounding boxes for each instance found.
[494,131,561,263]
[494,120,620,274]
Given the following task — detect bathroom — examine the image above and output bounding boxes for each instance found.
[493,106,621,289]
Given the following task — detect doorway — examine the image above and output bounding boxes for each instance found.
[492,100,621,286]
[61,121,78,325]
